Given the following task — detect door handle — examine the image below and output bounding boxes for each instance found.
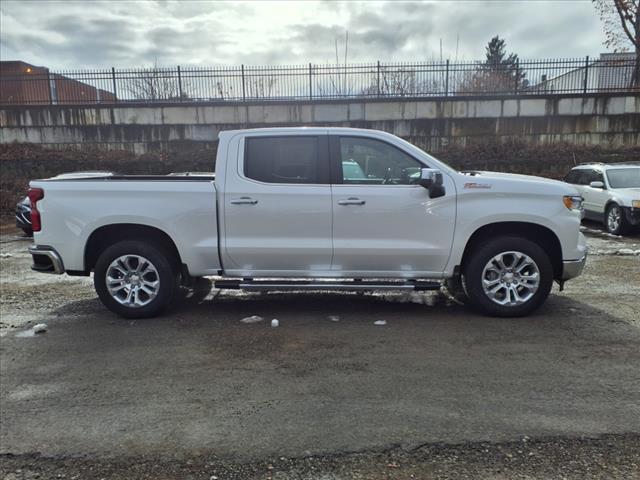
[338,197,366,206]
[230,197,258,205]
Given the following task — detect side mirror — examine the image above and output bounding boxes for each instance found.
[590,181,605,189]
[419,168,446,198]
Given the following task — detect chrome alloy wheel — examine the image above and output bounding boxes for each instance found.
[106,255,160,307]
[607,205,621,233]
[481,251,540,306]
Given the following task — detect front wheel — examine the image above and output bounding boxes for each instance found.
[463,237,553,317]
[605,203,628,235]
[94,240,179,318]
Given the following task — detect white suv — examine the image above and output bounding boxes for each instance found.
[564,163,640,235]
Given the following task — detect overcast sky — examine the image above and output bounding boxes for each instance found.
[1,0,608,70]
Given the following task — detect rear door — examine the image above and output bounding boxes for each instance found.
[221,134,333,276]
[329,135,456,276]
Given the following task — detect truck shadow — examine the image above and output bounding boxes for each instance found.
[47,284,637,334]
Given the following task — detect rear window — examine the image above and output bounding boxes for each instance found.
[244,136,322,184]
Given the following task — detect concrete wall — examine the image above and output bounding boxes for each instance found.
[1,94,638,153]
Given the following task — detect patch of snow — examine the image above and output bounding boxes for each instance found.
[381,292,439,305]
[271,319,279,328]
[15,323,48,337]
[589,248,640,256]
[373,320,387,326]
[327,315,340,322]
[240,315,264,324]
[15,329,35,338]
[33,323,48,333]
[0,253,12,258]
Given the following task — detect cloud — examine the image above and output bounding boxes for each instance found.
[0,0,608,69]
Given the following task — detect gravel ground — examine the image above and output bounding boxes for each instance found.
[1,223,639,479]
[1,434,639,479]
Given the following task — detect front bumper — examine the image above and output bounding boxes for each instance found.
[15,205,31,230]
[622,206,640,226]
[562,253,587,280]
[28,245,65,274]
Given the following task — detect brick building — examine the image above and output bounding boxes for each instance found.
[0,61,116,104]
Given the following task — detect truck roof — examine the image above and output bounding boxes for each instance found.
[219,126,396,136]
[572,162,640,170]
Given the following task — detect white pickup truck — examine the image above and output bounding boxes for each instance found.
[28,127,587,318]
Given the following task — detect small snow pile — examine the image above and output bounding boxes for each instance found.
[616,248,640,256]
[588,248,640,256]
[382,292,438,306]
[240,315,264,324]
[15,323,48,338]
[373,320,387,326]
[33,323,48,334]
[327,315,340,322]
[0,253,12,258]
[271,319,279,328]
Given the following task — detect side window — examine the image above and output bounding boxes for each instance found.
[338,137,423,185]
[575,170,592,185]
[564,170,580,184]
[593,171,604,184]
[582,169,604,185]
[245,136,322,184]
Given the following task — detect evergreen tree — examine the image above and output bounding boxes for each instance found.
[482,36,525,87]
[460,36,526,94]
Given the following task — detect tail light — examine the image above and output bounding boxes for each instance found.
[28,187,44,232]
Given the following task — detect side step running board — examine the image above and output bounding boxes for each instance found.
[214,279,441,291]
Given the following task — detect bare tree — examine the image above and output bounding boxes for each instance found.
[358,66,434,97]
[246,76,278,99]
[593,0,640,87]
[127,60,189,101]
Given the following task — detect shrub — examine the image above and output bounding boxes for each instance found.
[2,141,638,222]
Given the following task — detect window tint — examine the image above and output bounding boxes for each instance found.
[245,136,321,184]
[572,169,596,185]
[582,169,604,185]
[606,168,640,188]
[564,170,580,184]
[338,137,422,185]
[592,170,604,184]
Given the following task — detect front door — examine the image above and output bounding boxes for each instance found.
[329,135,456,277]
[580,168,608,217]
[222,134,333,276]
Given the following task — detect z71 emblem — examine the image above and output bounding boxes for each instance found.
[464,182,492,189]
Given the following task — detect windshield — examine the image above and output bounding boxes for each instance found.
[606,168,640,188]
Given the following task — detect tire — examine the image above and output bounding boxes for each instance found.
[94,240,179,319]
[462,236,553,317]
[21,228,33,237]
[605,203,628,235]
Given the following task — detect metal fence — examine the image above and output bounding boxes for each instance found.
[1,56,637,105]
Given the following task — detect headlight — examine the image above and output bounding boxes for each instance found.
[563,195,583,210]
[632,200,640,209]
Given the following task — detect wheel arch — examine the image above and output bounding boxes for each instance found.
[460,221,563,280]
[604,199,619,212]
[84,223,183,273]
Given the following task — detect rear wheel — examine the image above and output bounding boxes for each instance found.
[94,240,179,318]
[463,236,553,317]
